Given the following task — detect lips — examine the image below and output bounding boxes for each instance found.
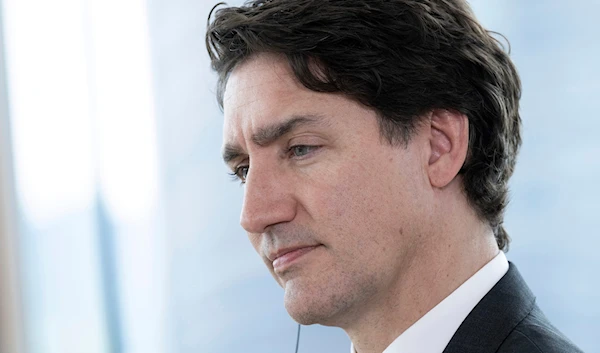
[271,245,319,272]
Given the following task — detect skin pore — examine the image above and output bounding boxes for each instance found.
[222,53,499,353]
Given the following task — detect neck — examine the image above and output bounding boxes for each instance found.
[344,195,499,353]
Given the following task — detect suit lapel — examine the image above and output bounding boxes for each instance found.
[442,263,536,353]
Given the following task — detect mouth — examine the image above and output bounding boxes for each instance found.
[271,245,320,273]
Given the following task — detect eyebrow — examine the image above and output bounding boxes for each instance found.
[222,115,323,165]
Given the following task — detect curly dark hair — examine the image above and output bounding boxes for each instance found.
[206,0,522,251]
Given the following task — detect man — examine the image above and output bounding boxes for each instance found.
[206,1,583,352]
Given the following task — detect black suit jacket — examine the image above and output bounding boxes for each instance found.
[443,263,583,353]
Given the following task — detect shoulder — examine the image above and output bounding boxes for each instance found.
[498,305,584,353]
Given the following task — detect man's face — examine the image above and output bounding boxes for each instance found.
[222,54,432,326]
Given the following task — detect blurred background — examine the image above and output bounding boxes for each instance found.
[0,0,598,352]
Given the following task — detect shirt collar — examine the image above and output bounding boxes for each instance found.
[351,251,509,353]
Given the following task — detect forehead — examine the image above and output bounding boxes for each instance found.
[224,53,298,107]
[220,53,386,162]
[222,54,337,141]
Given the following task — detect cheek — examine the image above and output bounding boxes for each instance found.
[306,160,393,239]
[316,156,397,219]
[303,151,422,254]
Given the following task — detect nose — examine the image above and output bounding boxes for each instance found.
[240,164,297,234]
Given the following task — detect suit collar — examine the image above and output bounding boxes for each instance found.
[442,262,536,353]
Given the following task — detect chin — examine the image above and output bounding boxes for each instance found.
[283,279,348,326]
[284,299,330,325]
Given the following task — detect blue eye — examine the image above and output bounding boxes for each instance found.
[229,165,249,184]
[237,166,249,180]
[290,145,317,157]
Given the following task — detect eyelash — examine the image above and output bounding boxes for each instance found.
[228,167,248,185]
[228,145,320,185]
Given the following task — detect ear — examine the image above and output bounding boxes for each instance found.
[427,109,469,188]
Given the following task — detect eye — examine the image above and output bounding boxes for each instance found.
[289,145,318,158]
[229,165,249,184]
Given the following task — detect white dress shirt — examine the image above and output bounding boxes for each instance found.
[351,251,509,353]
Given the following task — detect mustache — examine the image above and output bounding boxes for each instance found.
[260,224,319,257]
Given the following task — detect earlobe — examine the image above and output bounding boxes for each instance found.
[427,109,469,188]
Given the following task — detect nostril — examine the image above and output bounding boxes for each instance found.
[239,194,297,234]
